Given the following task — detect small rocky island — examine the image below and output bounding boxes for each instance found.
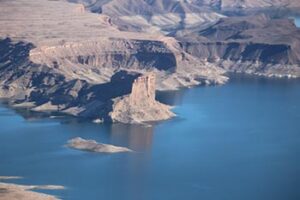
[67,137,132,153]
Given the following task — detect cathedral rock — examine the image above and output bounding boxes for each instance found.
[109,73,175,124]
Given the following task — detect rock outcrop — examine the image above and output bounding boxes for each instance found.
[0,177,64,200]
[67,137,132,153]
[110,73,175,123]
[130,73,156,102]
[0,49,175,123]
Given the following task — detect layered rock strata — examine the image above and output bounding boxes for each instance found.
[110,73,175,123]
[0,0,226,123]
[177,15,300,77]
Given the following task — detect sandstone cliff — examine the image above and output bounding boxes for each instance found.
[177,15,300,77]
[109,73,175,123]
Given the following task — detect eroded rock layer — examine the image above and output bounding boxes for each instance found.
[177,15,300,77]
[110,73,175,123]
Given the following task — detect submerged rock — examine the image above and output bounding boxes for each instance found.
[66,137,132,153]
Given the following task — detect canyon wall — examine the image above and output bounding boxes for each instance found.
[177,16,300,77]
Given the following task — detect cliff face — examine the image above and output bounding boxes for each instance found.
[220,0,300,10]
[0,47,174,123]
[28,39,177,85]
[130,73,156,103]
[70,0,300,14]
[68,0,225,35]
[177,16,300,77]
[109,73,175,124]
[181,42,298,65]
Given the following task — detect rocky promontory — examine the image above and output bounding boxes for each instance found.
[110,72,175,123]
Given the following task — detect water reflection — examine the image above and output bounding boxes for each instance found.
[109,123,154,152]
[106,124,155,200]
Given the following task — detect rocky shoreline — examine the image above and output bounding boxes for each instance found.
[0,177,64,200]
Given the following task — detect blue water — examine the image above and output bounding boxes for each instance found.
[292,16,300,27]
[1,75,300,200]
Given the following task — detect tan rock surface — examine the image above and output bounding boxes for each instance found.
[0,177,64,200]
[110,73,175,123]
[67,137,132,153]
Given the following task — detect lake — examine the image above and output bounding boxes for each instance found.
[0,75,300,200]
[292,16,300,27]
